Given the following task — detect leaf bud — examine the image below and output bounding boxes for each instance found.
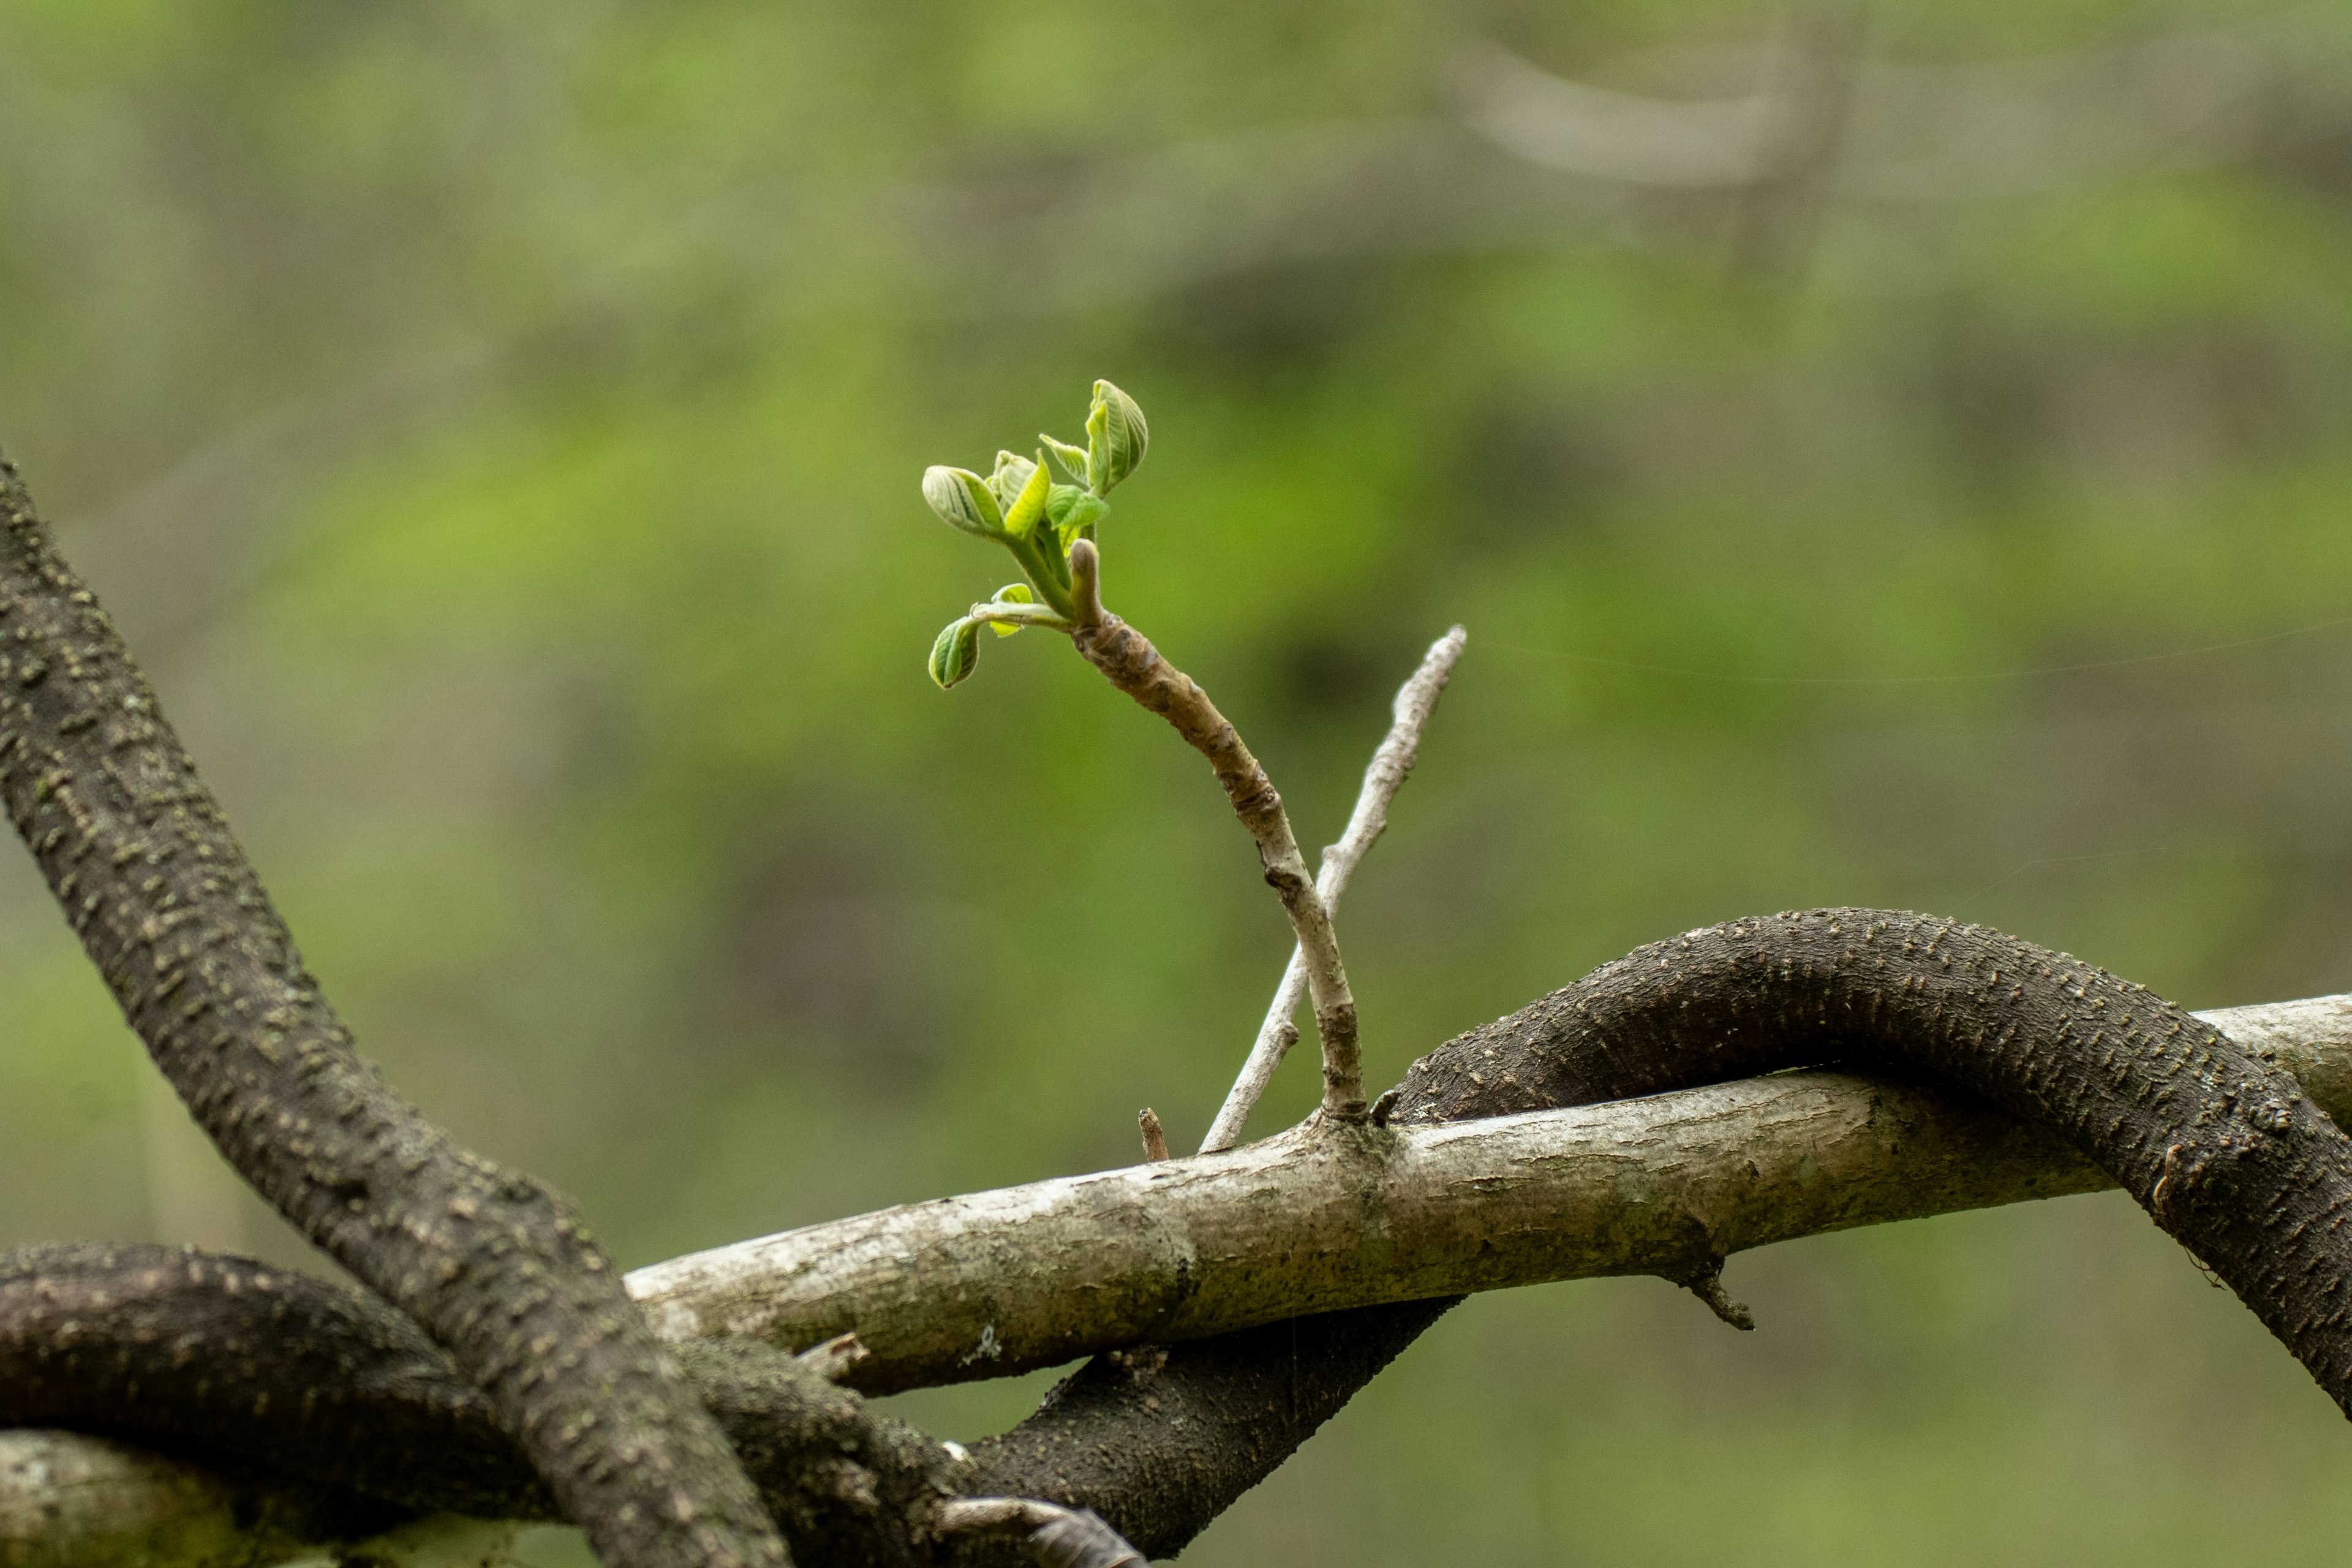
[922,466,1004,537]
[986,450,1039,515]
[1085,380,1148,494]
[1041,435,1092,486]
[1001,451,1054,539]
[928,617,981,688]
[988,582,1033,636]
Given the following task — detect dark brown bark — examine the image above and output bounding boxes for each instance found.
[0,1243,971,1566]
[0,454,786,1568]
[967,910,2352,1557]
[1393,907,2352,1413]
[0,1240,1434,1566]
[9,620,2342,1568]
[27,914,2342,1563]
[960,1302,1454,1559]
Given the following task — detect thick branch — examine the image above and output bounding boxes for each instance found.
[13,982,2352,1561]
[1066,540,1365,1120]
[1201,624,1466,1153]
[0,1246,977,1567]
[628,984,2352,1390]
[0,453,785,1568]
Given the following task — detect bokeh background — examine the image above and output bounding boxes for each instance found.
[7,1,2352,1562]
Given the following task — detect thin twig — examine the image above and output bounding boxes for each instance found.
[1065,538,1370,1121]
[1200,625,1467,1153]
[1138,1107,1169,1162]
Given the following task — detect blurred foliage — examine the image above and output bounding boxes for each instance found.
[8,0,2352,1562]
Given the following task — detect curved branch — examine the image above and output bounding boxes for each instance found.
[12,981,2352,1562]
[974,914,2352,1557]
[0,453,785,1568]
[1394,907,2352,1419]
[0,1245,974,1566]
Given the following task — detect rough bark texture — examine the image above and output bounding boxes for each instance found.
[961,1302,1453,1561]
[626,994,2352,1395]
[15,984,2352,1564]
[1023,911,2352,1557]
[0,1242,1443,1567]
[4,912,2352,1561]
[0,454,785,1568]
[0,1245,973,1566]
[1394,908,2352,1421]
[1070,609,1364,1119]
[0,1430,412,1568]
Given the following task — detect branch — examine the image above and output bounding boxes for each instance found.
[0,1248,975,1566]
[10,982,2351,1562]
[1065,539,1367,1121]
[1201,624,1466,1152]
[0,452,786,1568]
[631,980,2352,1392]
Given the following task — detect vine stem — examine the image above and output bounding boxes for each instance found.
[0,449,789,1568]
[1200,624,1465,1152]
[1065,539,1367,1120]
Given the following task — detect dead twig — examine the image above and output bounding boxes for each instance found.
[1201,625,1466,1152]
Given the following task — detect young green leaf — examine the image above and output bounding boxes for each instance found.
[987,450,1039,516]
[988,582,1033,636]
[922,466,1005,537]
[1086,380,1148,494]
[928,616,981,688]
[1002,451,1054,539]
[1041,435,1092,486]
[1047,485,1110,546]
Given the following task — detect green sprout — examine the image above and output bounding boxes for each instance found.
[918,379,1148,688]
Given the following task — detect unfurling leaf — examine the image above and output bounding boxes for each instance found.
[1041,435,1092,486]
[989,582,1033,636]
[1047,485,1109,545]
[929,617,981,688]
[1085,380,1148,494]
[986,450,1039,516]
[1002,452,1054,539]
[922,467,1004,537]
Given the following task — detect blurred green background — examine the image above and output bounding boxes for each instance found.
[7,1,2352,1562]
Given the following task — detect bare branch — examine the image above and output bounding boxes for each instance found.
[10,986,2352,1564]
[629,985,2352,1395]
[1202,625,1466,1153]
[1066,538,1368,1121]
[1137,1108,1169,1163]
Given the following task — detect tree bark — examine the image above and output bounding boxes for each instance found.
[9,984,2351,1564]
[0,453,786,1568]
